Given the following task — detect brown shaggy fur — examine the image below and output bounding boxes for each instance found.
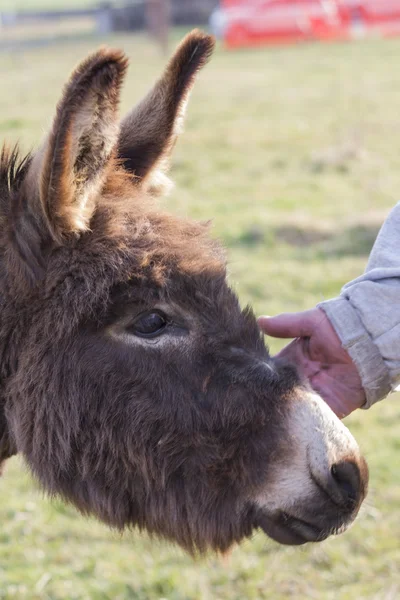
[0,31,365,554]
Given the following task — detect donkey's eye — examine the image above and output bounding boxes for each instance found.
[129,312,168,338]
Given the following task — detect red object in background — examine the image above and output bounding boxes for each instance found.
[354,1,400,37]
[221,0,400,48]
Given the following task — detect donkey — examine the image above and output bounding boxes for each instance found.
[0,31,368,554]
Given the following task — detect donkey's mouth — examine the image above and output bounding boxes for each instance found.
[257,511,335,546]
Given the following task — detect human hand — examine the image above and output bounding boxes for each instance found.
[258,308,366,419]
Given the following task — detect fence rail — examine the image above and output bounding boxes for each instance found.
[0,0,218,31]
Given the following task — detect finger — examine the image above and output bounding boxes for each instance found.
[311,372,353,419]
[258,312,313,339]
[275,339,317,380]
[310,379,345,419]
[276,339,305,365]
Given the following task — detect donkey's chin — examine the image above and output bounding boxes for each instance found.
[256,510,351,546]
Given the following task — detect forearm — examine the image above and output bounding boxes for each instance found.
[319,202,400,408]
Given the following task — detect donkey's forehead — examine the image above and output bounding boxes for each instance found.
[131,210,226,279]
[44,207,227,308]
[82,203,227,283]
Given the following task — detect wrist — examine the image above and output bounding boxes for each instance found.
[318,297,391,408]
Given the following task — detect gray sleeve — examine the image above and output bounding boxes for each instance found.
[318,202,400,408]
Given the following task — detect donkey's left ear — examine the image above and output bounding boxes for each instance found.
[118,30,215,195]
[30,48,128,244]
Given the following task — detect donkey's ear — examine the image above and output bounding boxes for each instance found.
[32,48,128,243]
[118,30,215,195]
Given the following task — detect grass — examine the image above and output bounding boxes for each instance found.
[0,31,400,599]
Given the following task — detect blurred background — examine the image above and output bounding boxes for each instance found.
[0,1,399,599]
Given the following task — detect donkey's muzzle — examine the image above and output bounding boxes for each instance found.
[257,456,368,546]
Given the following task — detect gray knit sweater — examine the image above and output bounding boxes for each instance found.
[319,203,400,408]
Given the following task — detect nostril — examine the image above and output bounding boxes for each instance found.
[331,461,361,506]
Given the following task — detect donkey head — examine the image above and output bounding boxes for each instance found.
[0,31,368,553]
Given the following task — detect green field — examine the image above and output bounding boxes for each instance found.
[0,31,399,600]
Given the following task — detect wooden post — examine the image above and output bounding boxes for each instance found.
[146,0,170,55]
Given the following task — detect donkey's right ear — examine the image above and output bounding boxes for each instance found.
[10,48,128,283]
[118,30,215,195]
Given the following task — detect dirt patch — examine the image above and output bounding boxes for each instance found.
[275,225,331,247]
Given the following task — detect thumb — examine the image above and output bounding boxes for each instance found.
[258,312,314,339]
